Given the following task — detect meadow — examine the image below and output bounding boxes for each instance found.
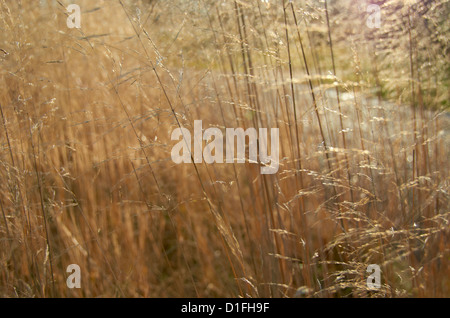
[0,0,449,297]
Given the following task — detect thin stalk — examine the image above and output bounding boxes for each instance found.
[324,0,355,204]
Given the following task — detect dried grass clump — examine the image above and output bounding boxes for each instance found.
[0,0,448,297]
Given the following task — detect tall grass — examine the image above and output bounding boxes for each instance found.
[0,0,448,297]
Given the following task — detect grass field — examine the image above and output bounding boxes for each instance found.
[0,0,449,297]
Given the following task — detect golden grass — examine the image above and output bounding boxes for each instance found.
[0,0,448,297]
